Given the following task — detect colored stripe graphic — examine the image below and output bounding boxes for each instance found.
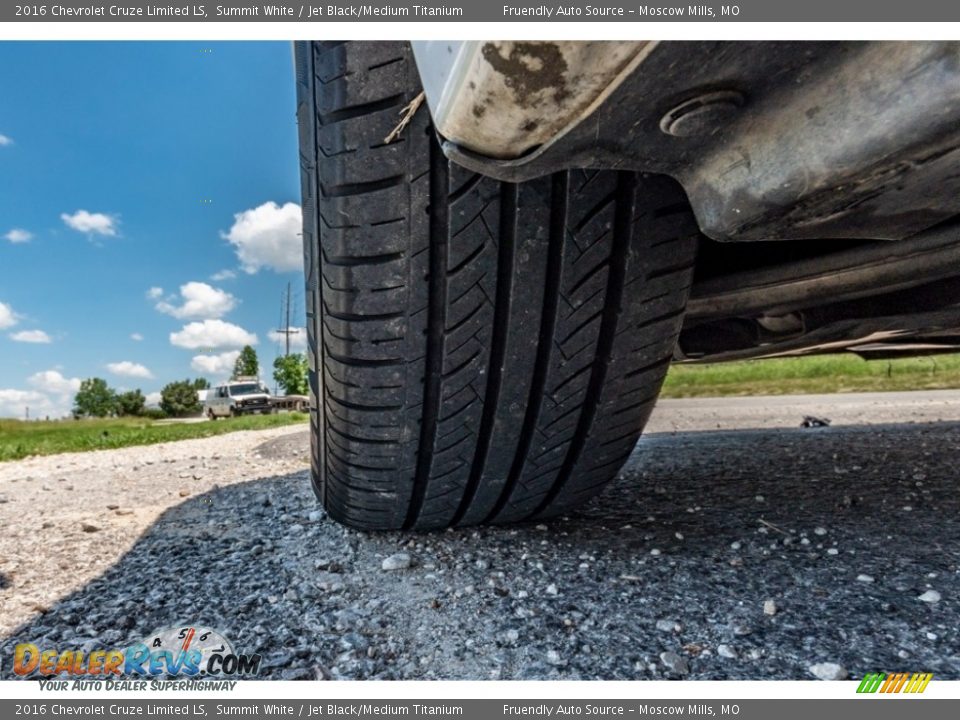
[856,673,885,693]
[857,672,932,693]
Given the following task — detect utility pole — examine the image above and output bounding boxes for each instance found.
[274,282,301,357]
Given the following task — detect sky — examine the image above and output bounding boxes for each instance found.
[0,42,306,418]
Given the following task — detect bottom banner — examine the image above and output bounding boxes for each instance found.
[2,700,957,720]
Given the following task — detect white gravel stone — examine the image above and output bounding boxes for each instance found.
[545,583,558,596]
[717,644,738,659]
[655,619,678,632]
[856,574,875,583]
[660,651,689,674]
[809,662,848,680]
[763,599,777,616]
[814,527,827,536]
[381,553,412,571]
[917,590,941,603]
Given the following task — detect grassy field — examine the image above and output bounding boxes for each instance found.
[3,354,959,460]
[662,353,960,398]
[0,413,309,462]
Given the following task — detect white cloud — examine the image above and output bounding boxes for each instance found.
[0,371,84,419]
[106,361,154,379]
[191,350,241,377]
[146,287,164,300]
[0,389,59,419]
[268,327,308,351]
[28,370,82,396]
[155,281,237,320]
[211,269,236,281]
[0,134,12,147]
[61,209,118,237]
[145,391,162,406]
[0,302,19,330]
[131,332,144,341]
[5,228,32,243]
[170,319,257,350]
[223,201,302,273]
[10,329,51,344]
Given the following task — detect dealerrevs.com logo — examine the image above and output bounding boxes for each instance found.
[13,625,261,684]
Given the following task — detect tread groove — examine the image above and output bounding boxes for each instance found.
[322,175,405,198]
[449,173,484,205]
[453,182,517,527]
[530,172,635,519]
[404,133,449,531]
[487,172,568,523]
[319,93,406,125]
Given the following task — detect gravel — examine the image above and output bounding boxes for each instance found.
[381,553,412,572]
[1,392,959,680]
[809,662,848,681]
[660,651,690,675]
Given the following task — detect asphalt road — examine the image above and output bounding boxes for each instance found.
[1,390,958,680]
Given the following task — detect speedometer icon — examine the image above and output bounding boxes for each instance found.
[143,625,234,674]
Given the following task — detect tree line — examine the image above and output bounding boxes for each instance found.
[71,345,309,419]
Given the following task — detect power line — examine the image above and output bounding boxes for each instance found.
[273,281,301,357]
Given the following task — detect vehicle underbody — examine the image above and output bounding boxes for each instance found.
[413,40,960,364]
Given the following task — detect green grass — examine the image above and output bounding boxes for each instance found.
[5,355,957,460]
[0,413,309,462]
[662,353,960,398]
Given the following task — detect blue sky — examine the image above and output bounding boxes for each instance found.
[0,42,305,417]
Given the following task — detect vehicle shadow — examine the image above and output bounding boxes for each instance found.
[2,421,958,680]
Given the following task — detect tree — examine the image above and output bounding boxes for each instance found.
[273,353,309,396]
[116,389,146,417]
[73,378,117,418]
[193,377,210,390]
[160,379,202,417]
[233,345,259,379]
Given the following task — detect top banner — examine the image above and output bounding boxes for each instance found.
[5,0,960,22]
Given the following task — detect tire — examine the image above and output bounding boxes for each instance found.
[296,41,699,530]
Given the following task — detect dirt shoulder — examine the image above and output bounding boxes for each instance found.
[0,424,309,638]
